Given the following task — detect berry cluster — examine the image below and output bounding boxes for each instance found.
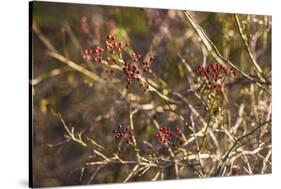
[122,53,154,91]
[196,64,237,93]
[105,35,128,56]
[81,35,128,64]
[113,125,134,143]
[156,127,183,146]
[122,62,149,91]
[81,46,105,63]
[81,34,155,91]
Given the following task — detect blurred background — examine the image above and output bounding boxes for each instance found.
[31,1,271,187]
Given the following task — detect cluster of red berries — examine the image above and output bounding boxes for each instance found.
[81,46,105,63]
[122,53,154,91]
[105,35,128,55]
[81,35,128,64]
[156,127,183,146]
[113,125,134,144]
[196,64,237,93]
[122,62,149,91]
[81,34,155,91]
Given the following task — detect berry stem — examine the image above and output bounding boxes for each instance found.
[199,99,215,152]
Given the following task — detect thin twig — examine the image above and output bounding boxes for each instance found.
[54,113,87,147]
[47,51,104,83]
[31,67,72,86]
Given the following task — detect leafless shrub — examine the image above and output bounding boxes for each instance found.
[31,7,271,186]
